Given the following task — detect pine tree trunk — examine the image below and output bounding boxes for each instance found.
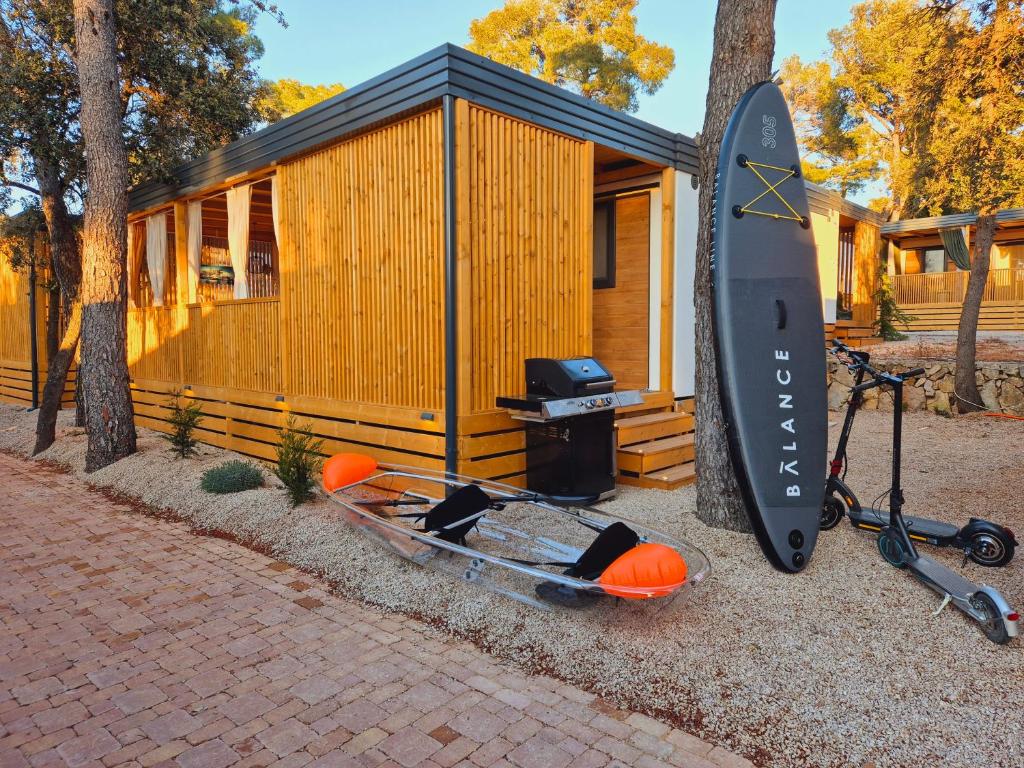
[33,303,81,455]
[33,156,83,452]
[954,212,994,413]
[73,0,136,471]
[694,0,778,531]
[45,285,60,363]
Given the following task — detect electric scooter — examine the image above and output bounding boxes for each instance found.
[823,341,1017,568]
[850,361,1019,644]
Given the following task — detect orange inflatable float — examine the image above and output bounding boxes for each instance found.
[322,453,378,492]
[598,542,688,599]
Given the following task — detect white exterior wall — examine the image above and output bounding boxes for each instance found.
[809,208,839,324]
[672,170,699,398]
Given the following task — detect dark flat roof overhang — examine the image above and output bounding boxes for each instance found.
[129,44,698,213]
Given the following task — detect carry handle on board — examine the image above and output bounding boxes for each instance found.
[774,299,787,329]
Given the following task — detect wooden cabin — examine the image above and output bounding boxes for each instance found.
[883,209,1024,331]
[0,45,885,489]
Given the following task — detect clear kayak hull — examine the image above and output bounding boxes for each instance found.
[322,464,711,611]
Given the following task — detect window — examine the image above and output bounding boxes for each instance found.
[129,213,175,308]
[195,177,279,303]
[922,248,946,273]
[593,198,616,289]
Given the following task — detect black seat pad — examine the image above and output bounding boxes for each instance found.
[569,522,639,580]
[424,484,491,544]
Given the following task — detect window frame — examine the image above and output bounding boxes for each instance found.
[593,196,617,290]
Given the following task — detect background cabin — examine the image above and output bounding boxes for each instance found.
[0,44,885,490]
[883,209,1024,332]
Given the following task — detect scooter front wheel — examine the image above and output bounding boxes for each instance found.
[969,592,1011,645]
[968,530,1015,568]
[877,531,908,569]
[820,495,845,531]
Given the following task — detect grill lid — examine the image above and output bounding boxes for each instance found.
[525,357,614,397]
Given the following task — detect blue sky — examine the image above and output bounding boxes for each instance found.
[252,0,852,141]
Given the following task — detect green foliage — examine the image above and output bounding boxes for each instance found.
[258,79,345,122]
[872,268,915,341]
[163,390,204,459]
[468,0,674,112]
[0,207,47,272]
[910,1,1024,217]
[275,417,324,507]
[779,0,966,213]
[1,0,279,207]
[201,460,264,494]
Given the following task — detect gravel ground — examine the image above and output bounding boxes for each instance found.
[1,404,1022,768]
[864,330,1024,362]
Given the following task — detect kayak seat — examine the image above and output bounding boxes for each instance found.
[568,522,639,580]
[423,484,492,545]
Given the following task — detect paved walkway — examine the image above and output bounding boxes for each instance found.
[0,453,749,768]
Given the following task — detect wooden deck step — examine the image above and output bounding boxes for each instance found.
[619,461,696,490]
[617,433,695,474]
[615,411,694,446]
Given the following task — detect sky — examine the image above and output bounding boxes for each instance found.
[251,0,856,151]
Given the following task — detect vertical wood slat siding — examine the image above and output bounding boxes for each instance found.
[277,108,445,411]
[460,104,592,415]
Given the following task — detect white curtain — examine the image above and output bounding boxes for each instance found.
[145,213,168,307]
[186,201,203,303]
[226,185,251,299]
[270,175,281,248]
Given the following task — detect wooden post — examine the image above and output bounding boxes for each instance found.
[659,167,676,394]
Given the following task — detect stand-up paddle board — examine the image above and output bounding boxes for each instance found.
[712,81,827,573]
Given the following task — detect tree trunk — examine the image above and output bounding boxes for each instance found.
[73,0,136,471]
[694,0,778,531]
[954,212,994,413]
[33,156,83,452]
[33,303,81,455]
[45,284,60,362]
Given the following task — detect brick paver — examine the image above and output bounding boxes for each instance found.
[0,453,751,768]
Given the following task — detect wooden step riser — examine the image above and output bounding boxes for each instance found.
[618,468,696,491]
[617,414,694,446]
[617,443,696,474]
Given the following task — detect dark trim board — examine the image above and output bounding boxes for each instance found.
[129,44,698,212]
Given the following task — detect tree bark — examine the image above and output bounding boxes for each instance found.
[954,212,994,413]
[33,155,84,452]
[45,284,60,363]
[33,303,81,455]
[694,0,778,531]
[73,0,136,471]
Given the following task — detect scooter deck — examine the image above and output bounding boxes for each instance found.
[852,509,959,540]
[910,554,979,599]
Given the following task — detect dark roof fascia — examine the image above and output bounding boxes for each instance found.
[881,208,1024,237]
[804,181,884,225]
[128,43,698,213]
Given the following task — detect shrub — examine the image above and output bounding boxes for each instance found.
[163,389,203,458]
[201,460,264,494]
[275,417,324,507]
[872,266,916,341]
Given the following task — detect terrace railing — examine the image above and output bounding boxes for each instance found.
[892,268,1024,305]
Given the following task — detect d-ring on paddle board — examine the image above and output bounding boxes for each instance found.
[711,81,827,573]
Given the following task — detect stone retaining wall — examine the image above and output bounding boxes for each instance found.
[826,358,1024,416]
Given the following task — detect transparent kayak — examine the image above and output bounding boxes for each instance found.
[321,457,711,611]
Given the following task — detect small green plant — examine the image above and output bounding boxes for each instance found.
[201,460,264,494]
[163,389,203,458]
[275,417,324,507]
[872,267,916,341]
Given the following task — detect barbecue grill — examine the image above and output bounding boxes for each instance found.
[496,357,643,503]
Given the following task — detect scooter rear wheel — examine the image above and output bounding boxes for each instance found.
[877,531,908,569]
[969,592,1010,645]
[820,495,845,531]
[968,530,1015,568]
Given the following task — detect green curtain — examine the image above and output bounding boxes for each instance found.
[939,226,971,270]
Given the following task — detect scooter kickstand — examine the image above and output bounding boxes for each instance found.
[932,593,953,617]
